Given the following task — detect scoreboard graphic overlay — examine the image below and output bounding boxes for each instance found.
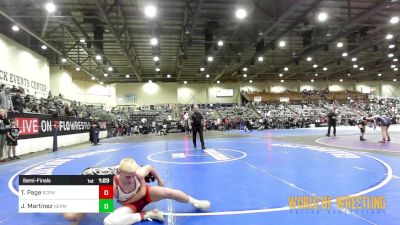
[18,175,113,213]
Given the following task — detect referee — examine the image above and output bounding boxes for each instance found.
[326,108,337,137]
[190,105,206,150]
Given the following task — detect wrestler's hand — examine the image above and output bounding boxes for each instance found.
[158,179,165,187]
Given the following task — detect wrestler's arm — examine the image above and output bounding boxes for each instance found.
[137,165,164,187]
[113,178,125,205]
[364,115,377,126]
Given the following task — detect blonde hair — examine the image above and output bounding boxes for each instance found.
[118,158,140,173]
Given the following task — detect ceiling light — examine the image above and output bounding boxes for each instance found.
[347,73,351,76]
[61,58,67,63]
[389,44,395,49]
[200,67,205,71]
[391,64,396,68]
[207,56,214,62]
[393,58,398,62]
[108,66,113,71]
[258,56,264,62]
[317,12,328,22]
[100,81,103,85]
[149,80,152,83]
[155,67,160,72]
[353,64,358,68]
[315,73,318,77]
[378,73,382,77]
[386,34,394,40]
[144,5,156,18]
[306,57,312,61]
[104,73,108,77]
[340,79,343,82]
[95,55,102,61]
[284,67,289,71]
[91,77,95,80]
[390,16,399,24]
[388,53,394,58]
[311,79,314,82]
[394,78,397,82]
[11,25,19,31]
[167,74,171,78]
[80,38,85,43]
[243,67,247,71]
[235,8,247,19]
[336,42,343,48]
[280,80,284,83]
[342,52,348,57]
[153,56,159,61]
[41,45,47,50]
[323,67,327,71]
[278,41,286,47]
[279,73,283,77]
[75,67,80,71]
[359,67,364,71]
[313,64,318,68]
[126,74,130,78]
[217,80,220,83]
[217,40,224,46]
[150,38,158,46]
[205,74,210,78]
[184,81,187,84]
[243,74,247,77]
[394,68,398,71]
[45,2,56,13]
[249,80,253,83]
[352,57,357,62]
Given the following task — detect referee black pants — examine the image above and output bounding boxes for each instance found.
[192,125,205,148]
[327,122,336,136]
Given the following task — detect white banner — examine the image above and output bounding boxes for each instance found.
[280,97,289,102]
[361,87,371,94]
[254,96,262,102]
[216,89,234,97]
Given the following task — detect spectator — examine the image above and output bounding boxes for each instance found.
[12,89,24,113]
[64,103,72,117]
[0,87,14,111]
[6,118,20,160]
[10,85,18,93]
[90,120,100,145]
[0,109,10,162]
[326,108,337,137]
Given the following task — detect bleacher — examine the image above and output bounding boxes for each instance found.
[245,90,368,103]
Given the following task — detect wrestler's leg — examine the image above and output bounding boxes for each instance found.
[149,186,210,210]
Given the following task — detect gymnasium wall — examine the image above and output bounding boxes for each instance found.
[207,83,241,104]
[0,34,49,97]
[115,82,241,105]
[115,82,178,105]
[112,80,398,106]
[381,81,400,97]
[50,67,116,109]
[242,80,390,97]
[178,83,207,104]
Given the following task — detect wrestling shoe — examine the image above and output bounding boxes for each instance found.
[145,209,164,222]
[194,200,211,210]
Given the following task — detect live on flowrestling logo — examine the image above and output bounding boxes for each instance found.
[288,195,386,211]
